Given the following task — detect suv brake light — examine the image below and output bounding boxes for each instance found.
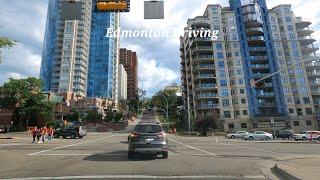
[130,132,139,138]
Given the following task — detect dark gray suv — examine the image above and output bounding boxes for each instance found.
[128,123,168,159]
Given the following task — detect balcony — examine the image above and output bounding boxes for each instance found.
[309,82,320,86]
[258,103,276,107]
[299,36,316,46]
[297,27,314,37]
[247,36,265,45]
[195,104,220,110]
[195,84,218,91]
[192,55,215,64]
[312,91,320,96]
[301,44,319,54]
[194,74,216,80]
[193,37,212,42]
[195,93,219,99]
[307,72,320,77]
[256,92,275,97]
[251,64,269,69]
[246,27,264,36]
[193,64,215,72]
[295,18,312,29]
[191,17,211,28]
[252,73,270,79]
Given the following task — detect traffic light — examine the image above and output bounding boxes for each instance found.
[96,0,130,12]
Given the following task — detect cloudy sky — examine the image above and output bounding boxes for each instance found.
[0,0,320,96]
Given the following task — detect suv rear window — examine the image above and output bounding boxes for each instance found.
[134,125,162,133]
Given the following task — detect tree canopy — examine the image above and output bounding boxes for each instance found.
[0,37,16,63]
[0,77,55,130]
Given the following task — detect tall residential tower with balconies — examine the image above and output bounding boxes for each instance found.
[180,0,320,132]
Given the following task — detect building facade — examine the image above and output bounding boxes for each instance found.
[180,0,320,132]
[119,48,138,100]
[40,0,120,100]
[118,64,128,100]
[165,83,182,94]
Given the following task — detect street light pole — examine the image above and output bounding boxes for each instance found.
[159,94,169,123]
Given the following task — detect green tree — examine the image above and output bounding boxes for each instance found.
[0,37,16,63]
[84,110,102,123]
[67,108,80,122]
[0,77,54,130]
[114,112,123,123]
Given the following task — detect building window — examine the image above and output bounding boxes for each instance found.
[221,89,229,96]
[293,121,299,126]
[237,69,242,75]
[228,123,234,129]
[243,110,248,115]
[219,70,226,77]
[289,108,294,113]
[287,97,292,102]
[289,33,295,39]
[232,34,238,40]
[222,99,230,106]
[234,52,240,57]
[271,17,276,23]
[218,61,225,68]
[306,108,313,115]
[234,110,240,116]
[212,8,218,14]
[241,99,246,104]
[240,89,245,94]
[220,79,227,87]
[293,51,300,57]
[217,52,224,59]
[233,43,238,48]
[306,120,312,126]
[224,111,231,118]
[285,16,291,22]
[241,123,247,128]
[238,79,243,84]
[212,17,220,23]
[216,43,223,50]
[303,97,310,104]
[297,108,303,116]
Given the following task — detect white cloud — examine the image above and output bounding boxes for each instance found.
[139,58,178,96]
[0,44,41,84]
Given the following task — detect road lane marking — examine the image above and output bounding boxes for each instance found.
[1,175,266,179]
[168,137,216,156]
[28,135,114,156]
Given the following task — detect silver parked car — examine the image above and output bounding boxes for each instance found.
[243,131,273,141]
[226,131,249,139]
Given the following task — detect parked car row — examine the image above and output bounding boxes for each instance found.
[226,131,273,141]
[226,130,320,141]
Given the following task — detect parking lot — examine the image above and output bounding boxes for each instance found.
[0,132,320,179]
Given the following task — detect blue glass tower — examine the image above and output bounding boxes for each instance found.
[40,0,59,92]
[87,0,117,98]
[229,0,287,117]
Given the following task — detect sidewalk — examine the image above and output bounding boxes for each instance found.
[275,157,320,180]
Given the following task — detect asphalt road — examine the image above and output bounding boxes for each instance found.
[1,112,320,179]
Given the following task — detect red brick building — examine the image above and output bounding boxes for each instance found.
[119,48,138,100]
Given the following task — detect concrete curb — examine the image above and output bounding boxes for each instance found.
[274,163,301,180]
